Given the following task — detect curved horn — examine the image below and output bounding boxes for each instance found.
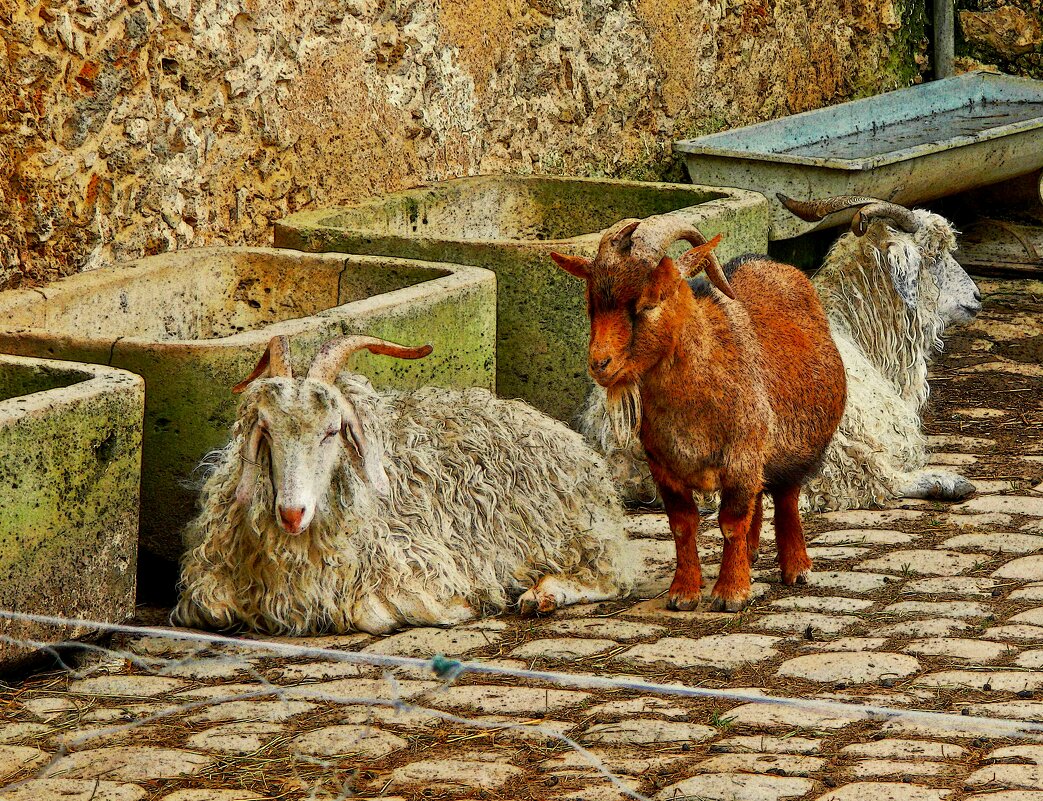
[630,216,736,300]
[307,335,433,383]
[777,193,920,235]
[232,335,293,394]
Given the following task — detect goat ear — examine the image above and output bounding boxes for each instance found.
[550,252,592,280]
[235,423,264,504]
[639,257,682,310]
[342,416,391,499]
[884,240,920,308]
[676,234,723,279]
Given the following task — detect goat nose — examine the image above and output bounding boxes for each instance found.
[973,287,982,302]
[591,356,612,373]
[278,505,306,533]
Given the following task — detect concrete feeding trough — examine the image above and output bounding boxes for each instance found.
[0,248,496,564]
[275,175,769,422]
[0,354,143,670]
[676,71,1043,239]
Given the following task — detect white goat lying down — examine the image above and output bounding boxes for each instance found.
[581,195,981,511]
[174,335,633,636]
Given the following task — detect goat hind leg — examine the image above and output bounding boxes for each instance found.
[894,469,975,501]
[519,574,622,616]
[773,483,812,585]
[711,492,755,612]
[747,492,764,567]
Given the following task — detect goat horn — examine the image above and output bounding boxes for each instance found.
[630,216,736,300]
[232,335,293,394]
[307,335,433,383]
[777,193,920,235]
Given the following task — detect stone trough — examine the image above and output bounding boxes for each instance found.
[275,175,769,422]
[0,354,143,670]
[0,248,496,565]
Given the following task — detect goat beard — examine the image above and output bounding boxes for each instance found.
[606,382,642,448]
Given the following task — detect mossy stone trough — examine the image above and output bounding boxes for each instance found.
[0,354,142,670]
[0,248,496,564]
[275,175,770,423]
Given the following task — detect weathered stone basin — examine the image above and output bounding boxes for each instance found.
[275,175,770,422]
[0,248,496,564]
[0,354,142,670]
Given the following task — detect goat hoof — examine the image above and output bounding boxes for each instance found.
[748,549,760,567]
[782,569,812,586]
[518,589,558,617]
[709,595,745,613]
[666,594,702,612]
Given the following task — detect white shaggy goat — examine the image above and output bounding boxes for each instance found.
[173,335,633,636]
[580,195,981,511]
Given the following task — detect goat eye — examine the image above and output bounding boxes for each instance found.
[322,428,338,442]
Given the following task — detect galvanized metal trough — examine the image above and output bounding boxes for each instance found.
[676,71,1043,239]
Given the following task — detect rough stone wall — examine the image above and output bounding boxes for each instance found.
[957,1,1043,78]
[1,0,924,289]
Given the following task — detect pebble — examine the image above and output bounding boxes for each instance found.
[363,627,499,657]
[616,633,780,670]
[510,637,617,661]
[46,747,213,781]
[291,724,407,759]
[711,735,821,755]
[957,496,1043,517]
[902,576,998,597]
[904,638,1013,662]
[915,671,1043,692]
[841,739,967,758]
[819,510,924,527]
[542,619,666,641]
[585,697,689,720]
[942,532,1043,554]
[723,703,859,730]
[755,613,859,636]
[858,550,981,576]
[0,779,146,801]
[581,719,716,745]
[185,722,283,755]
[871,619,971,638]
[770,596,874,613]
[67,676,187,698]
[776,653,920,684]
[816,783,951,801]
[0,745,49,780]
[882,600,991,618]
[812,530,915,546]
[693,752,826,776]
[437,685,590,714]
[654,773,814,801]
[966,764,1043,790]
[847,760,957,777]
[807,571,896,593]
[804,638,889,653]
[1000,558,1043,582]
[984,625,1043,642]
[388,757,522,791]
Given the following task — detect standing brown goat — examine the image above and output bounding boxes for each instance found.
[551,216,846,611]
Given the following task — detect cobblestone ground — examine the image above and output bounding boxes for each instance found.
[0,278,1041,801]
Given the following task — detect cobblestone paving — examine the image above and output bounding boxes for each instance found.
[0,279,1041,800]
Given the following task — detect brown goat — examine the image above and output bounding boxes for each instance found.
[551,217,846,611]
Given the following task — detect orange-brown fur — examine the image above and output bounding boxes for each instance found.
[553,234,846,611]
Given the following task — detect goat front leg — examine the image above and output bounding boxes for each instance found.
[893,469,975,501]
[656,483,704,612]
[711,487,758,612]
[747,491,764,566]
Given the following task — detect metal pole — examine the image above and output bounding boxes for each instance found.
[934,0,955,79]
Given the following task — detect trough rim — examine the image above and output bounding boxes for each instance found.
[275,174,766,248]
[0,353,143,419]
[0,246,494,352]
[674,71,1043,172]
